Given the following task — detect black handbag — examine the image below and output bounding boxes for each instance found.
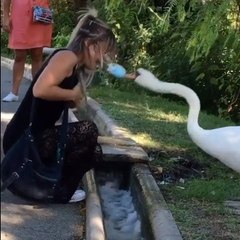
[1,102,69,202]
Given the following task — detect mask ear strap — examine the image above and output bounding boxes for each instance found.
[92,43,105,69]
[87,44,95,58]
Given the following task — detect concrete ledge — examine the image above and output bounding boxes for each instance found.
[43,47,55,55]
[83,170,105,240]
[131,164,183,240]
[99,136,149,163]
[77,97,130,137]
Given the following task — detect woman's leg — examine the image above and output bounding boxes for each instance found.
[36,121,102,203]
[12,49,27,96]
[54,121,102,203]
[30,47,43,79]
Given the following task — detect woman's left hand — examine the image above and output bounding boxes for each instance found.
[3,16,11,32]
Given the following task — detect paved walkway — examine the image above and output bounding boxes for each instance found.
[1,63,84,240]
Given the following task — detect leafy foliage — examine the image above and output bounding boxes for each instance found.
[51,1,78,47]
[93,0,240,122]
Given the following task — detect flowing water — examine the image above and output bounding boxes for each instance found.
[96,170,145,240]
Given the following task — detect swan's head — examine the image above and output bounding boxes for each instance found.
[135,68,161,91]
[136,68,156,80]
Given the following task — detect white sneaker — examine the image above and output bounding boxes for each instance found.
[69,189,86,203]
[2,92,19,102]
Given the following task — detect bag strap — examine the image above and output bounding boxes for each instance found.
[56,104,69,165]
[32,0,51,8]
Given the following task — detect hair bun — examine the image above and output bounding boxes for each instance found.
[78,8,98,19]
[88,8,98,18]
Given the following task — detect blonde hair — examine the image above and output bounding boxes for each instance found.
[67,8,98,46]
[67,8,116,107]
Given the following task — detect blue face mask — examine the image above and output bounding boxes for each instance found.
[107,63,126,78]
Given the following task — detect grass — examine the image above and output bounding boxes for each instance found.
[163,178,240,202]
[167,200,240,240]
[88,85,240,239]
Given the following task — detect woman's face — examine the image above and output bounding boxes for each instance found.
[82,41,112,70]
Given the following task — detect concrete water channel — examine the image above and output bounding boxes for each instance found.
[75,98,183,240]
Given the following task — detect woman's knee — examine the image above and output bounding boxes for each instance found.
[84,121,98,133]
[14,50,27,63]
[69,121,99,136]
[30,48,43,62]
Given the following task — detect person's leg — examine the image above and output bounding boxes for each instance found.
[30,47,43,79]
[35,121,102,203]
[2,49,27,101]
[12,49,27,95]
[54,121,102,203]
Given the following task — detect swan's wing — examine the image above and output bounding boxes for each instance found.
[190,126,240,172]
[206,126,240,148]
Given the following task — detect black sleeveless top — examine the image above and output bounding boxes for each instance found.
[3,49,79,154]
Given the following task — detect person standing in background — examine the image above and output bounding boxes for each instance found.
[2,0,53,102]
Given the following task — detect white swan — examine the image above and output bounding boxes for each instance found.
[134,68,240,173]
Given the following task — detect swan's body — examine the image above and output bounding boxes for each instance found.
[134,68,240,173]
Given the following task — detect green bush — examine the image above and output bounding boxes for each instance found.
[93,0,239,123]
[1,31,9,53]
[51,1,77,47]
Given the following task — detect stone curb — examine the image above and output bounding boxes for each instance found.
[131,164,183,239]
[83,170,105,240]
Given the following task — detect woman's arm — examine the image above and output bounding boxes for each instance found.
[3,0,11,32]
[33,51,83,105]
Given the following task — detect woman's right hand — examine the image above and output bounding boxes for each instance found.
[3,16,11,32]
[72,83,84,108]
[124,72,138,80]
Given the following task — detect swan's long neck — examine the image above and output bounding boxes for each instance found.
[135,73,201,131]
[160,82,201,129]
